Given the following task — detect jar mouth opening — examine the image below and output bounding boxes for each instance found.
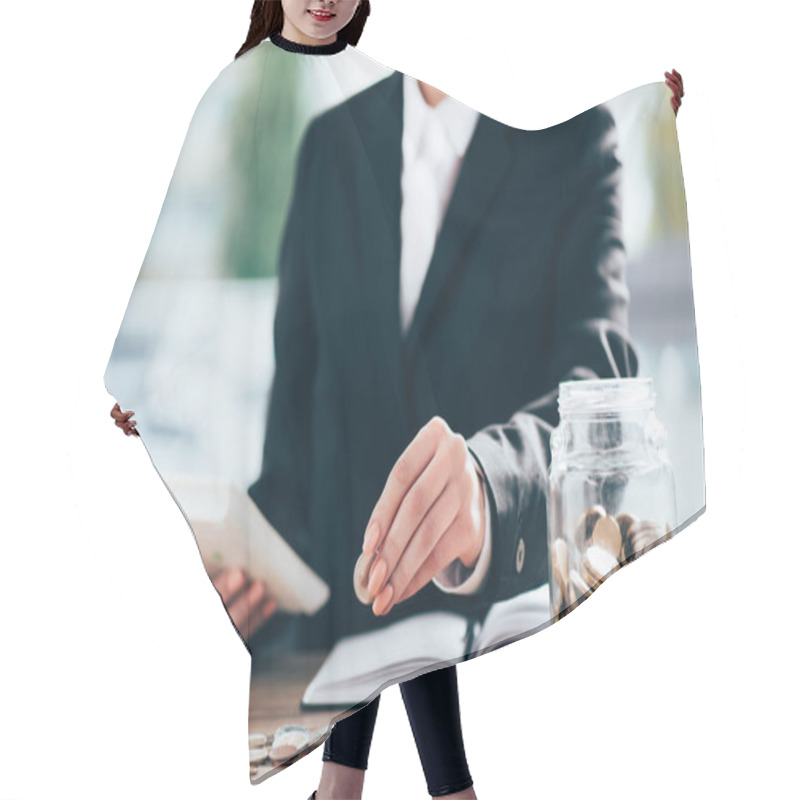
[557,377,654,415]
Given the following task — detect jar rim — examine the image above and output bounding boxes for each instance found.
[557,377,654,415]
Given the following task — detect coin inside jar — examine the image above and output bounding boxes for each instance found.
[616,512,637,542]
[552,580,563,616]
[629,521,660,556]
[591,514,622,558]
[551,538,569,596]
[353,548,378,605]
[582,544,619,583]
[570,568,592,599]
[566,580,577,607]
[574,504,606,549]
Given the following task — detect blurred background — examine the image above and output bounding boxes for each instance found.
[10,0,789,796]
[104,49,703,543]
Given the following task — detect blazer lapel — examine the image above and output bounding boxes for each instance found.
[355,72,516,438]
[355,71,411,437]
[401,114,515,362]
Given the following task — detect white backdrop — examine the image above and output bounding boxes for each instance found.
[1,1,794,798]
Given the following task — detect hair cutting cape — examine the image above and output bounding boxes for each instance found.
[104,35,705,785]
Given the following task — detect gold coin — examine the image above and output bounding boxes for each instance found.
[574,504,606,549]
[631,534,658,555]
[579,558,596,590]
[615,512,636,541]
[592,515,622,558]
[551,538,569,595]
[583,545,619,583]
[629,519,660,555]
[249,746,269,764]
[551,580,563,616]
[632,525,659,542]
[616,512,637,559]
[560,578,573,615]
[249,732,268,749]
[268,744,298,762]
[570,568,592,599]
[353,549,377,605]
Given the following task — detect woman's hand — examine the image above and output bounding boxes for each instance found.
[209,566,278,643]
[361,416,486,616]
[665,68,684,116]
[110,402,139,436]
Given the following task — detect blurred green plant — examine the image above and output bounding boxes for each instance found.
[224,53,305,279]
[644,90,690,243]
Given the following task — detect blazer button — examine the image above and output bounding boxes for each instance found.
[515,537,525,574]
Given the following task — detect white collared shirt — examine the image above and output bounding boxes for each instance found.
[398,74,492,596]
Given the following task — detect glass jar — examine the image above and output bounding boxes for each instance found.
[546,377,677,621]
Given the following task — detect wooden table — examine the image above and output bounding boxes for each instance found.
[248,648,362,782]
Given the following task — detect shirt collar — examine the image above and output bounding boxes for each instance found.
[402,73,479,160]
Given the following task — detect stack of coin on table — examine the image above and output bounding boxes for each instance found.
[249,725,329,778]
[550,504,672,621]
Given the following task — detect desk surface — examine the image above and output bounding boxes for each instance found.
[248,649,359,782]
[247,585,553,781]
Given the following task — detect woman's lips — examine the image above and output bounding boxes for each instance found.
[308,9,335,21]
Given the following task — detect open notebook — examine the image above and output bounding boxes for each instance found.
[300,585,551,711]
[160,475,550,711]
[163,475,551,711]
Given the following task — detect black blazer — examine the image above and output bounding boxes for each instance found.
[247,69,639,654]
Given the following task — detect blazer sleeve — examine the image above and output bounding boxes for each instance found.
[245,118,325,654]
[467,105,640,608]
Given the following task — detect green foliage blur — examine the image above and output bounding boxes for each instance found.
[224,55,305,279]
[645,90,690,243]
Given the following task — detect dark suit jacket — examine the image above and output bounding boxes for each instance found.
[247,69,639,655]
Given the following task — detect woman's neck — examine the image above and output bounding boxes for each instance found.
[417,79,447,109]
[281,19,336,47]
[270,27,348,55]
